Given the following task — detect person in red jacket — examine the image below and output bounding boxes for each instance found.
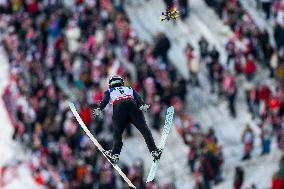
[79,102,92,127]
[272,177,284,189]
[234,166,244,189]
[272,155,284,189]
[243,54,257,81]
[258,84,271,102]
[269,96,281,114]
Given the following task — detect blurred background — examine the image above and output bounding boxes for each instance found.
[0,0,284,189]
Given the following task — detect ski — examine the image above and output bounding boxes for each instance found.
[69,102,136,188]
[146,106,175,183]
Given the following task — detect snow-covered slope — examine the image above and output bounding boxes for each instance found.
[0,0,281,188]
[0,44,43,189]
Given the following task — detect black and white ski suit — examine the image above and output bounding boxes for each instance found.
[98,86,158,155]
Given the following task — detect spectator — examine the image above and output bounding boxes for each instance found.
[188,144,198,173]
[205,128,223,184]
[233,49,246,75]
[207,47,223,94]
[0,0,8,13]
[274,4,284,49]
[259,120,273,155]
[270,49,281,78]
[178,0,189,20]
[185,43,200,87]
[258,83,272,118]
[152,32,171,65]
[177,115,224,187]
[151,96,162,131]
[161,180,177,189]
[244,79,255,117]
[198,36,209,61]
[226,38,236,66]
[251,184,257,189]
[243,54,257,81]
[260,30,273,67]
[234,166,245,189]
[79,102,92,128]
[223,72,237,117]
[271,155,284,189]
[261,0,273,19]
[163,0,174,10]
[241,124,255,160]
[200,149,214,189]
[249,83,260,119]
[210,46,220,63]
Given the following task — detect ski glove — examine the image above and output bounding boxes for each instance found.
[93,108,102,117]
[139,104,150,112]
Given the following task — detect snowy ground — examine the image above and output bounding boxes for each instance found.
[0,43,43,189]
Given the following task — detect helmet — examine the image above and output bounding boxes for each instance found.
[108,76,124,88]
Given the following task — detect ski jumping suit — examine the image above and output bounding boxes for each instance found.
[98,86,158,155]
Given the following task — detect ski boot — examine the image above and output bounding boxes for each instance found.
[151,148,163,162]
[103,150,119,165]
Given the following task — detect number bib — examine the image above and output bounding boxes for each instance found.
[109,86,134,105]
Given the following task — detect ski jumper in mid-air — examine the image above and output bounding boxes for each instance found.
[93,76,162,165]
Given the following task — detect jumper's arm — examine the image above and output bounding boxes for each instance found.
[98,91,110,110]
[133,90,145,107]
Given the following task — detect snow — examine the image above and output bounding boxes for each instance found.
[1,163,45,189]
[0,43,43,189]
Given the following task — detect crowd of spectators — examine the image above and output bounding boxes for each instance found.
[0,0,186,188]
[203,0,284,188]
[175,113,224,189]
[255,0,284,23]
[203,0,284,137]
[257,0,284,53]
[0,0,283,189]
[186,36,239,118]
[174,43,227,188]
